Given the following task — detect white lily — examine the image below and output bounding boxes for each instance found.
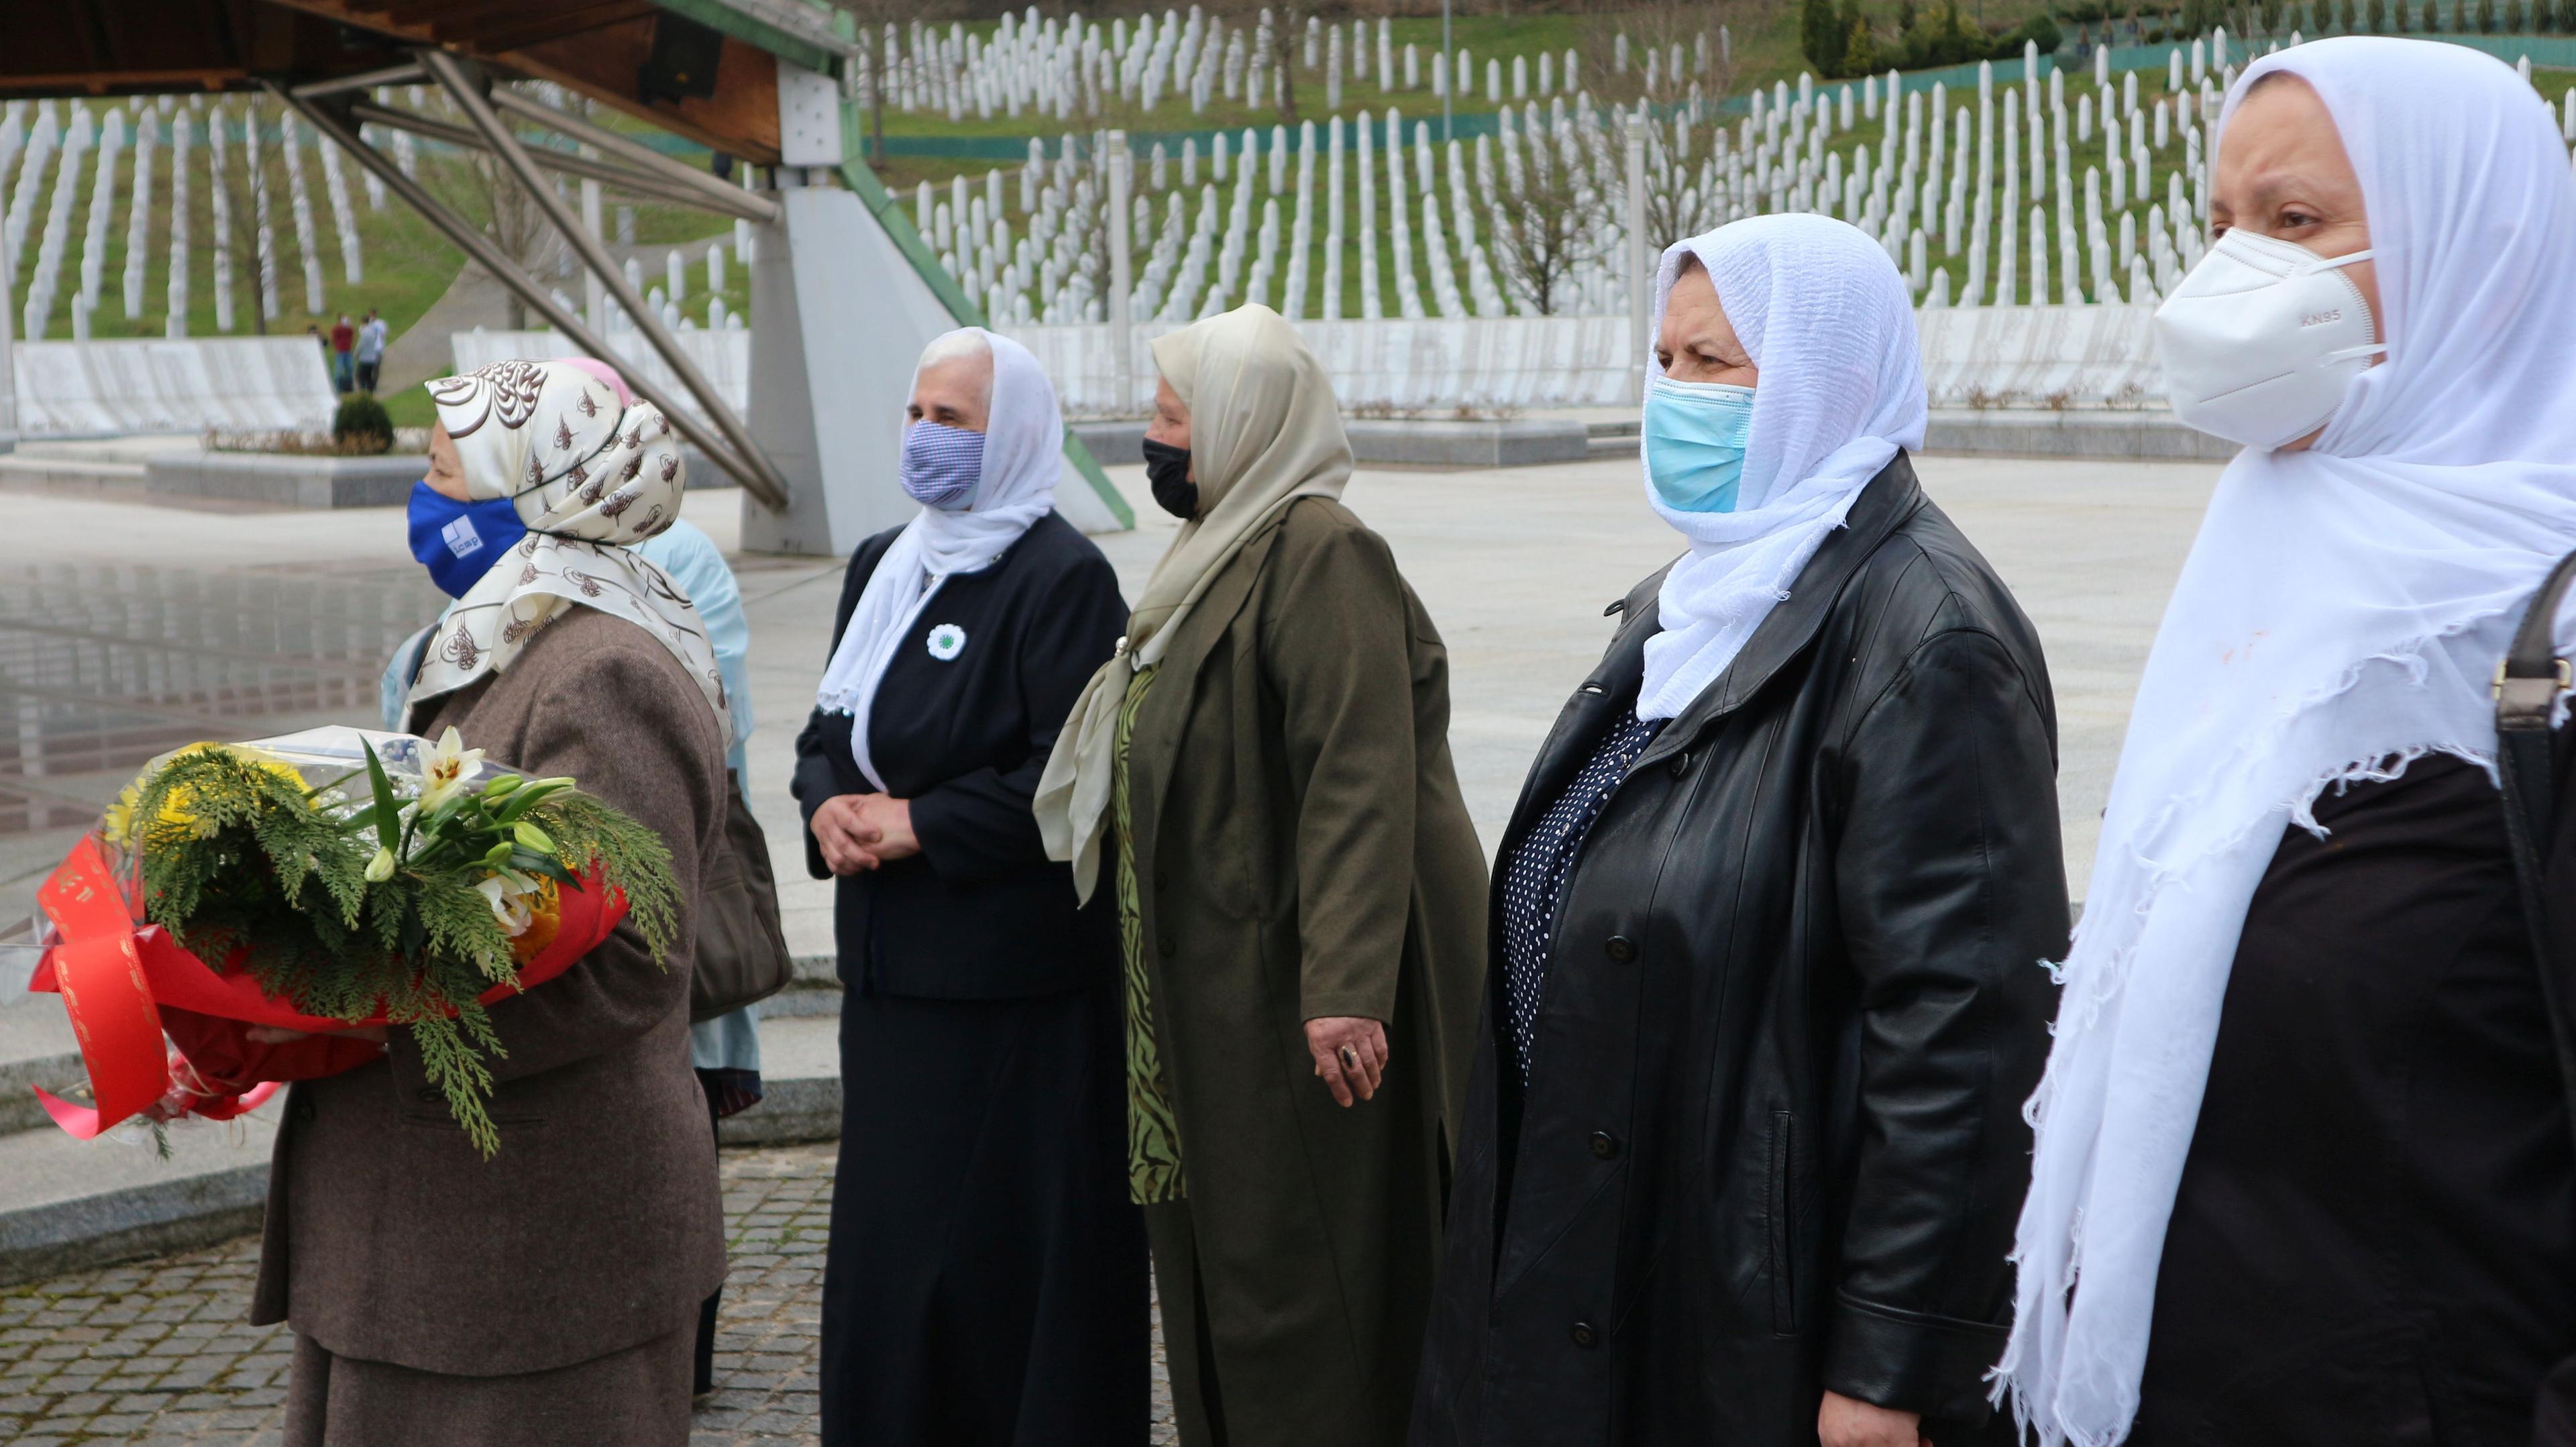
[474,869,541,937]
[419,727,486,812]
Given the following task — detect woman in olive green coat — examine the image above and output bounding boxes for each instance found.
[1038,305,1487,1447]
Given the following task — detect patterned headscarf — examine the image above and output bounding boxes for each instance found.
[406,358,731,741]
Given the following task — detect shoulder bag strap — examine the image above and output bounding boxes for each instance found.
[2495,547,2576,1148]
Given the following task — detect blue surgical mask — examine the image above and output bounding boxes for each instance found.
[900,419,987,511]
[408,482,529,598]
[1644,377,1756,513]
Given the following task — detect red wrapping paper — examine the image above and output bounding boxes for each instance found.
[27,836,627,1138]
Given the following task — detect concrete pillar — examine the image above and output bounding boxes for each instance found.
[740,188,958,556]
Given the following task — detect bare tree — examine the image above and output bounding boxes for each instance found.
[1489,124,1604,316]
[201,99,275,334]
[400,86,576,329]
[1267,5,1301,127]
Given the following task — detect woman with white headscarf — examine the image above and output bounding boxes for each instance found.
[1998,39,2576,1447]
[1035,304,1487,1447]
[1409,215,2065,1447]
[793,328,1142,1445]
[253,360,732,1446]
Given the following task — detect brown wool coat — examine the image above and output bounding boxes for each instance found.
[1124,496,1489,1446]
[250,606,729,1378]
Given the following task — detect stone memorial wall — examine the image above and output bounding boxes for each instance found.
[13,335,336,437]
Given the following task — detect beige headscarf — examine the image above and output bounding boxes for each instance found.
[408,358,731,742]
[1035,305,1350,900]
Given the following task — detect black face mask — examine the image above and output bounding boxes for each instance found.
[1141,437,1198,519]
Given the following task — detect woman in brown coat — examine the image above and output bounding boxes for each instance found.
[252,360,730,1446]
[1038,305,1487,1447]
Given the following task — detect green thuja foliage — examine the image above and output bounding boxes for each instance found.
[119,743,677,1158]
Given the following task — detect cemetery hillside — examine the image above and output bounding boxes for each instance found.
[10,1,2576,422]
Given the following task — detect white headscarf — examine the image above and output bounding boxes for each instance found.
[409,359,729,741]
[1635,215,1927,721]
[814,328,1061,791]
[1998,39,2576,1446]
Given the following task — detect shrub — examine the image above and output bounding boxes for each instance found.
[1801,0,1847,76]
[331,393,394,455]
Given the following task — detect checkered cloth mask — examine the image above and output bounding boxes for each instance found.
[898,419,986,509]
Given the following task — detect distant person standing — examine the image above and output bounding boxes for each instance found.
[355,309,388,394]
[328,314,356,394]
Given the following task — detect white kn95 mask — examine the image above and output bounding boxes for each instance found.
[2153,227,2386,451]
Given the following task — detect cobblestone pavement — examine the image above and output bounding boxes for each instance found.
[0,1142,1179,1444]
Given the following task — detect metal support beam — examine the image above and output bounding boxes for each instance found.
[490,88,780,224]
[347,101,767,219]
[288,62,424,100]
[420,47,790,513]
[274,85,788,511]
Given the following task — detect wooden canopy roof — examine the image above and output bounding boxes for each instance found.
[0,0,851,162]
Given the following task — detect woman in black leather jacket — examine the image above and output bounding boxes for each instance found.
[1409,216,2067,1447]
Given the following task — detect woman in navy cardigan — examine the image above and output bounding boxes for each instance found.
[794,329,1140,1446]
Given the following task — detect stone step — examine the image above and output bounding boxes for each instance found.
[1925,407,2239,462]
[1074,415,1591,469]
[0,1012,843,1288]
[0,453,151,497]
[0,995,84,1138]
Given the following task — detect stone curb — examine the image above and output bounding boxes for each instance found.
[1075,417,1590,469]
[0,994,845,1289]
[0,1161,270,1291]
[1922,408,2240,462]
[148,448,741,509]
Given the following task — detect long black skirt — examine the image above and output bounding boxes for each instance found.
[819,983,1148,1446]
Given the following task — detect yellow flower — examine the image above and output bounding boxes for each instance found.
[419,728,487,812]
[99,780,142,846]
[100,744,306,844]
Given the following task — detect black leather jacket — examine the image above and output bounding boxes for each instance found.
[1410,456,2068,1446]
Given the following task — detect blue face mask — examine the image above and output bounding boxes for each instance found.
[408,482,529,598]
[1644,377,1756,513]
[900,419,987,511]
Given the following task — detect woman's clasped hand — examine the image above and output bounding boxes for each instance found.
[806,793,917,873]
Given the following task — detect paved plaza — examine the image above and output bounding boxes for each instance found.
[0,1142,1189,1446]
[0,449,2222,1442]
[0,451,2222,936]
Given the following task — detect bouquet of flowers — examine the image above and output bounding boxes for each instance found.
[22,726,678,1157]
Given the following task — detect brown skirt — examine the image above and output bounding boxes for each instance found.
[282,1325,695,1447]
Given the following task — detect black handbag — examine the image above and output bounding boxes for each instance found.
[689,769,795,1023]
[2493,551,2576,1447]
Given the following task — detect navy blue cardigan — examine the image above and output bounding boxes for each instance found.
[792,511,1127,999]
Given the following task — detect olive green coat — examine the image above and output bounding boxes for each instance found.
[1122,495,1487,1447]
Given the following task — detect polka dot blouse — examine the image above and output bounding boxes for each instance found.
[1497,709,1664,1085]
